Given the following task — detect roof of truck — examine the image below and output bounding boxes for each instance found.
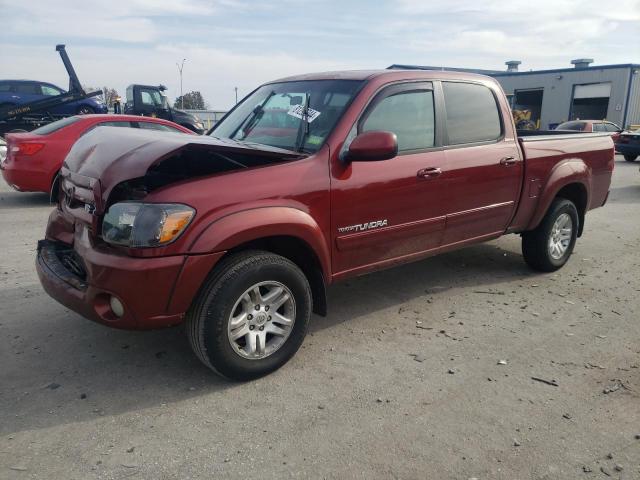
[270,69,495,84]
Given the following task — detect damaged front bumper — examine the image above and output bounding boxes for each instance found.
[36,238,188,330]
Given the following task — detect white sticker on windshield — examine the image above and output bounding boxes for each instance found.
[287,104,321,123]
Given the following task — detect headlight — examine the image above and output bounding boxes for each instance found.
[102,202,195,248]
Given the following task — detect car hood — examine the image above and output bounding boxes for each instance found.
[60,126,303,213]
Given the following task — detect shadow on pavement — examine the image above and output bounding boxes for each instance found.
[2,240,535,436]
[0,190,51,209]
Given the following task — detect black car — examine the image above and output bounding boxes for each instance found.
[615,128,640,162]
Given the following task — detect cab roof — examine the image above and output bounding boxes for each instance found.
[269,69,496,84]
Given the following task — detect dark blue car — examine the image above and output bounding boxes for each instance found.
[615,128,640,162]
[0,79,107,116]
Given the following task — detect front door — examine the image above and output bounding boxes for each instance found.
[330,82,448,277]
[135,87,171,120]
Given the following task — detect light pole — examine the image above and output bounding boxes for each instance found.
[176,58,186,109]
[234,87,238,104]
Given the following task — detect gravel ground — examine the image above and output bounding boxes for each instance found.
[1,156,639,480]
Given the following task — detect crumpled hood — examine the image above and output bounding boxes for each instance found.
[61,126,302,211]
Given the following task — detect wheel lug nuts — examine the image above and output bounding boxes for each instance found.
[265,306,270,311]
[259,326,264,331]
[255,305,260,311]
[247,314,253,320]
[249,325,255,330]
[268,316,271,321]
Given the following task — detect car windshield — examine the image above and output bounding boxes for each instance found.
[210,80,363,153]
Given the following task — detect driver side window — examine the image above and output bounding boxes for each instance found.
[360,90,435,151]
[140,91,156,106]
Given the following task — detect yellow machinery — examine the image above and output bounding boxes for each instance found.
[506,93,539,130]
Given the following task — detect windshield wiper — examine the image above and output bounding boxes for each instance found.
[230,90,275,141]
[294,93,311,153]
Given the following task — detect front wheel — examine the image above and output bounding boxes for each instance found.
[522,198,579,272]
[624,154,638,162]
[186,250,312,380]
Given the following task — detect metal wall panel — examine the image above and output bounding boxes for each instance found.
[624,70,640,128]
[494,68,632,129]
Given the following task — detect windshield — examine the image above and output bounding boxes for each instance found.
[211,80,363,153]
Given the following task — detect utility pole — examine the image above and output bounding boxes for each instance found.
[176,58,186,109]
[234,87,238,104]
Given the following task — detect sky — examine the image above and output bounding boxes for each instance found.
[1,0,639,110]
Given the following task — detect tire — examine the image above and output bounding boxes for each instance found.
[50,171,61,203]
[624,154,638,162]
[186,250,312,380]
[522,198,579,272]
[76,105,95,115]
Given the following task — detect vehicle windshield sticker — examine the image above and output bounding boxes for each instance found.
[287,105,321,123]
[307,135,323,145]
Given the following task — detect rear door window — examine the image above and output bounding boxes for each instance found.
[14,83,40,94]
[137,121,184,133]
[360,89,435,151]
[442,82,502,145]
[97,121,133,128]
[593,123,606,132]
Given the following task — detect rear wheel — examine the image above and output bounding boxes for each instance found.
[624,154,638,162]
[186,250,312,380]
[522,198,578,272]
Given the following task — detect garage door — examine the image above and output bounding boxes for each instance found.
[573,83,612,99]
[571,83,611,120]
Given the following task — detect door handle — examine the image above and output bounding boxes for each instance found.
[417,167,442,178]
[500,156,517,166]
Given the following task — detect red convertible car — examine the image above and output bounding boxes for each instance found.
[1,115,193,195]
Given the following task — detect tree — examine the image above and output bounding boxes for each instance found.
[174,91,206,110]
[84,86,119,108]
[100,87,120,108]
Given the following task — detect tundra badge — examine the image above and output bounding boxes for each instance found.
[338,219,388,234]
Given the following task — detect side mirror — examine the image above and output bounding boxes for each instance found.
[343,131,398,163]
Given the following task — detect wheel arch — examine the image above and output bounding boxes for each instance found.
[188,207,331,316]
[225,236,327,316]
[526,160,591,236]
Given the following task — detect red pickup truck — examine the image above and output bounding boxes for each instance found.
[37,70,614,380]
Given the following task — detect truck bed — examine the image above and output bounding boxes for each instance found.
[508,131,615,233]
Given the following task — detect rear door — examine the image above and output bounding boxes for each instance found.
[12,82,42,105]
[440,81,522,245]
[331,82,447,275]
